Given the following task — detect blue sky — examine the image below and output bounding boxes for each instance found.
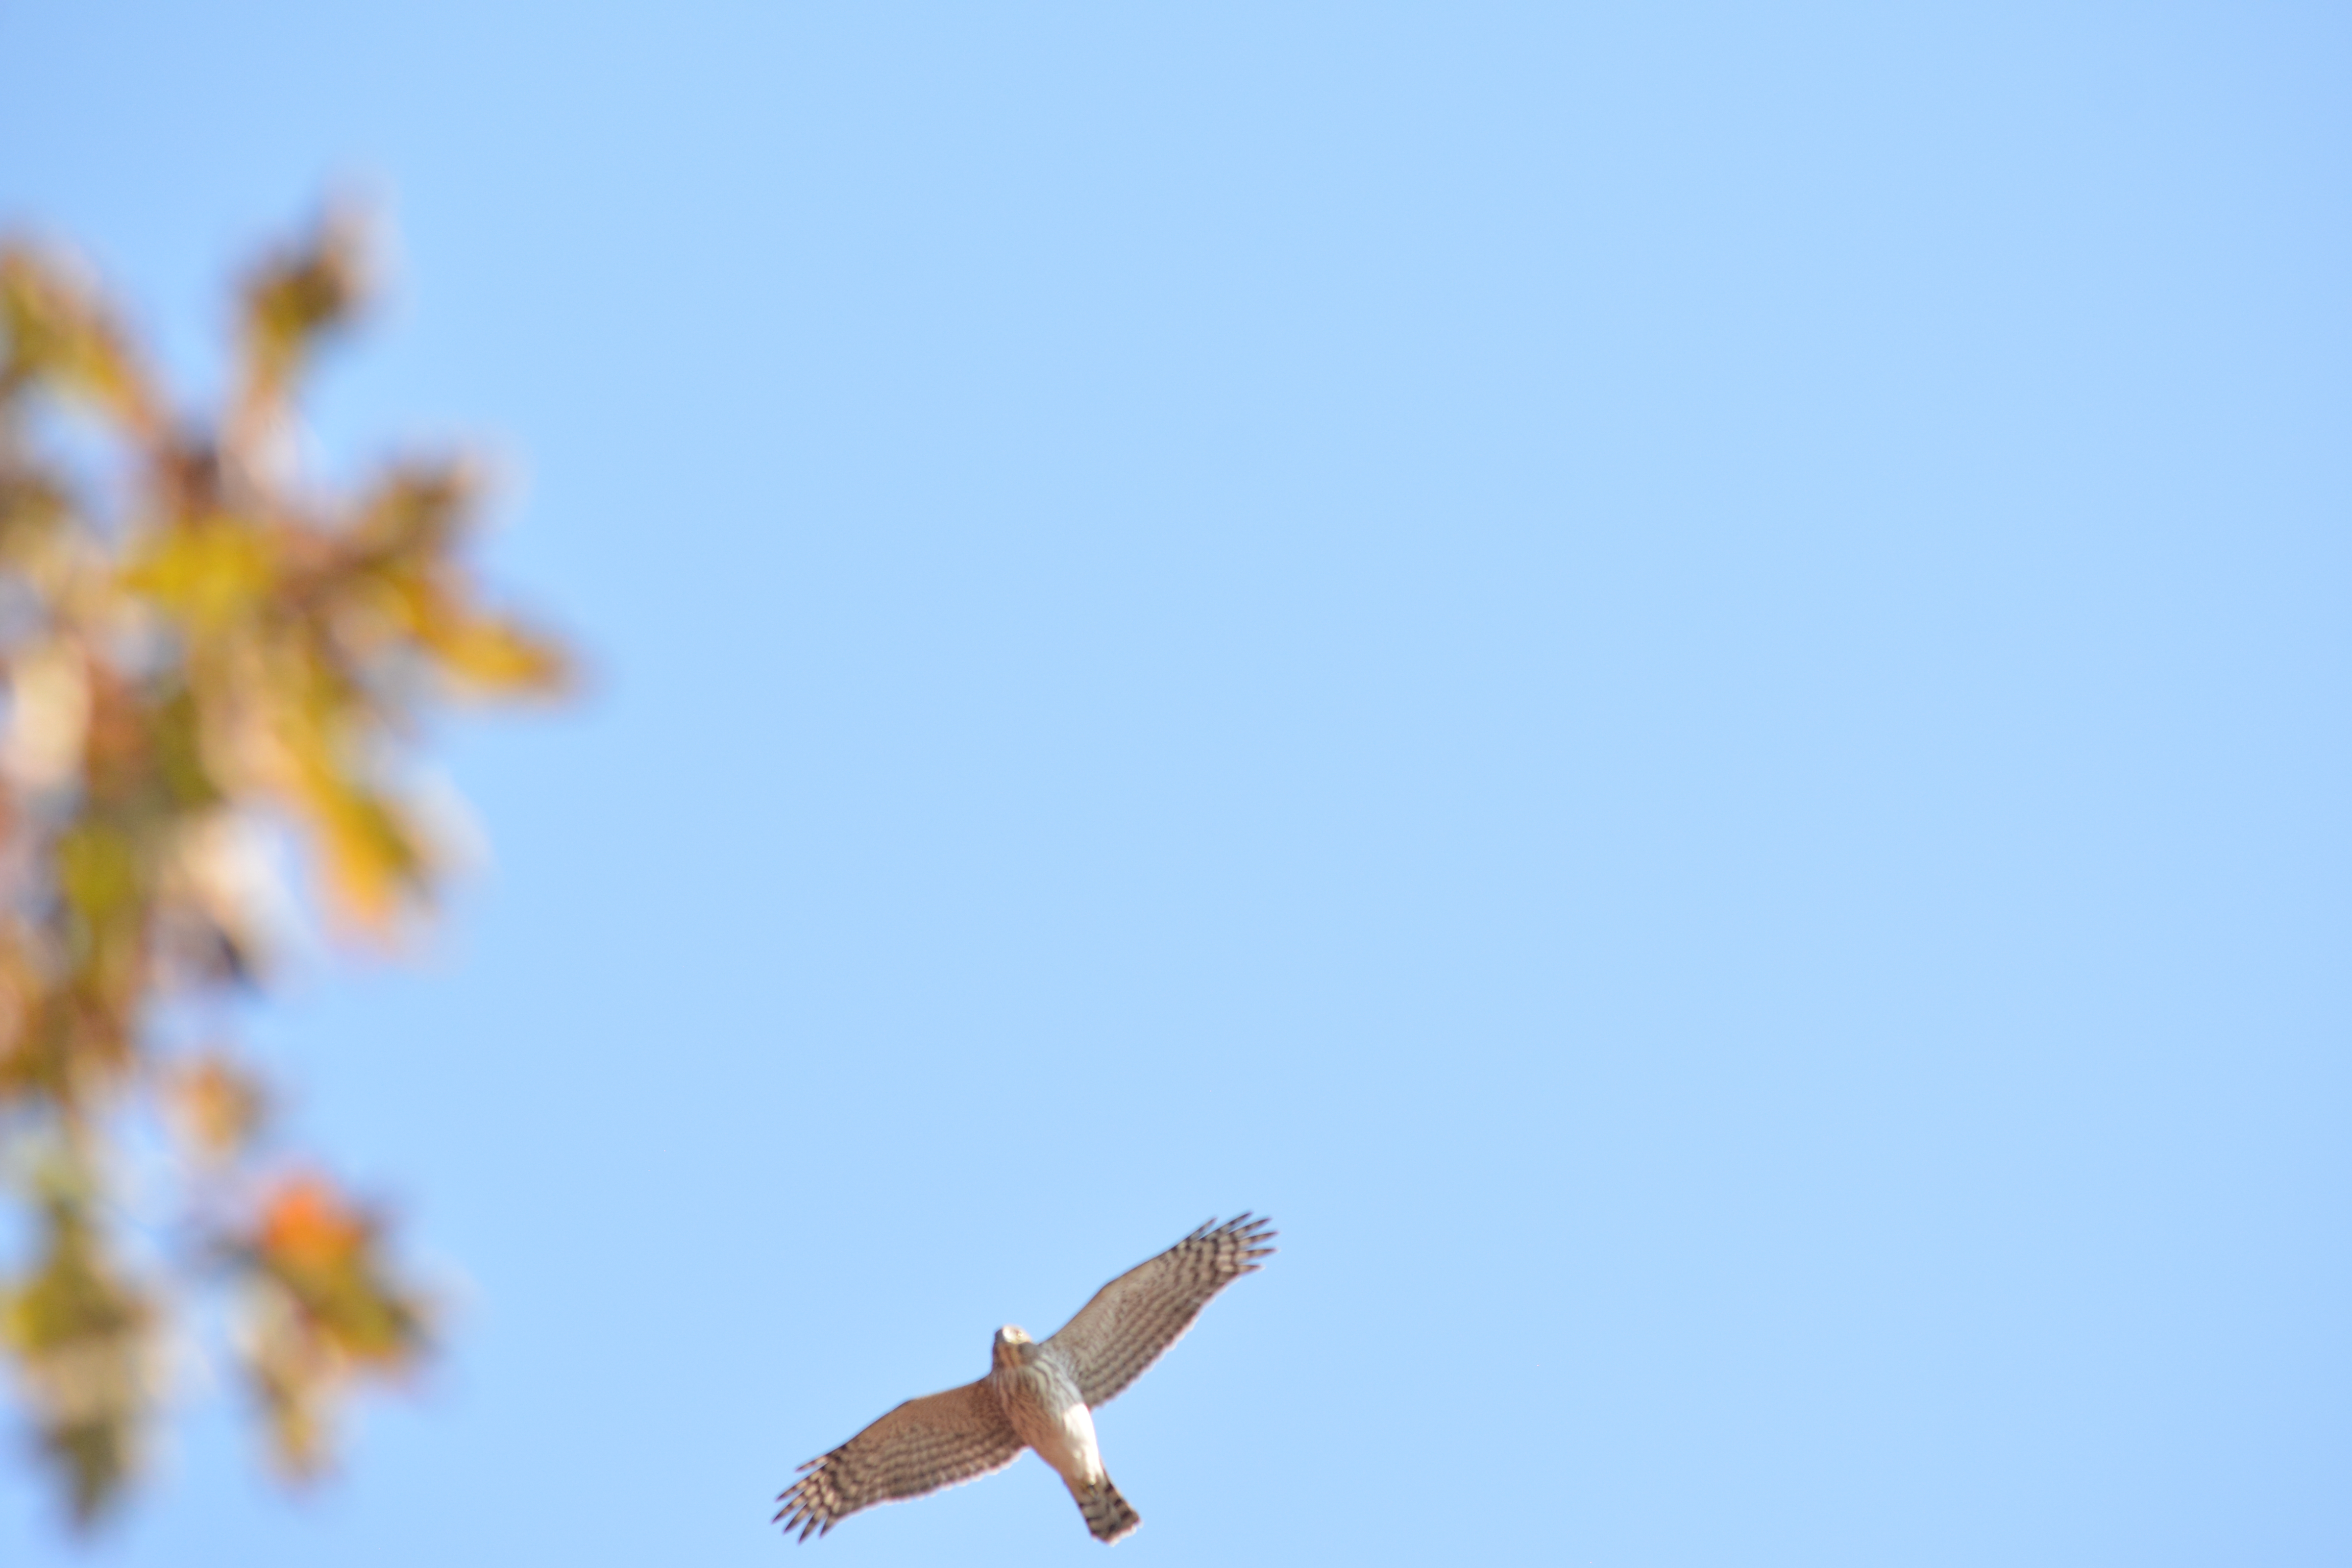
[2,3,2348,1563]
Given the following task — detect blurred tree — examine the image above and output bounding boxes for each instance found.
[0,210,569,1525]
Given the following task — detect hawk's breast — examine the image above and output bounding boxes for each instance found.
[994,1351,1102,1485]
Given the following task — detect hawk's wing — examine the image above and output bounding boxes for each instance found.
[774,1379,1024,1542]
[1043,1214,1275,1408]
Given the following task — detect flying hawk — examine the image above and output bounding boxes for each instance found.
[775,1214,1275,1544]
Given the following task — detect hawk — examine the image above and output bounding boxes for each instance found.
[774,1214,1274,1545]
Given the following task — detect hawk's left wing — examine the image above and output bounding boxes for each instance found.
[1043,1214,1274,1408]
[774,1379,1023,1541]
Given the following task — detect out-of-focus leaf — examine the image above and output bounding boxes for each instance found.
[349,463,473,558]
[168,1052,269,1163]
[55,820,143,927]
[0,931,34,1096]
[307,775,428,935]
[422,615,573,695]
[122,517,279,635]
[0,467,74,565]
[235,210,367,420]
[149,686,221,811]
[1,1187,157,1525]
[154,810,276,986]
[0,207,567,1525]
[2,642,91,793]
[238,1174,430,1477]
[0,245,160,434]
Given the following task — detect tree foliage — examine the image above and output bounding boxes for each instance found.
[0,211,568,1524]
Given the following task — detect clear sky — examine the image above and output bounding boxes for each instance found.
[2,3,2347,1564]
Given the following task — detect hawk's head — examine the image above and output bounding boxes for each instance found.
[992,1325,1033,1368]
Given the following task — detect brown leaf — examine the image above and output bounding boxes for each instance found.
[168,1052,270,1163]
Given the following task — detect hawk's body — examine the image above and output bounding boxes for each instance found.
[990,1330,1136,1541]
[775,1215,1274,1545]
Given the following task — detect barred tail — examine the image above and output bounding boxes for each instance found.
[1075,1477,1140,1544]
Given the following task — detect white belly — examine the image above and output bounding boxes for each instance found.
[1000,1357,1105,1490]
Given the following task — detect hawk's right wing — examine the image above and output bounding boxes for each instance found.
[774,1380,1024,1541]
[1043,1214,1275,1408]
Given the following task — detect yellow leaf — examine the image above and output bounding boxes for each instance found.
[123,518,279,634]
[0,245,161,434]
[427,616,572,694]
